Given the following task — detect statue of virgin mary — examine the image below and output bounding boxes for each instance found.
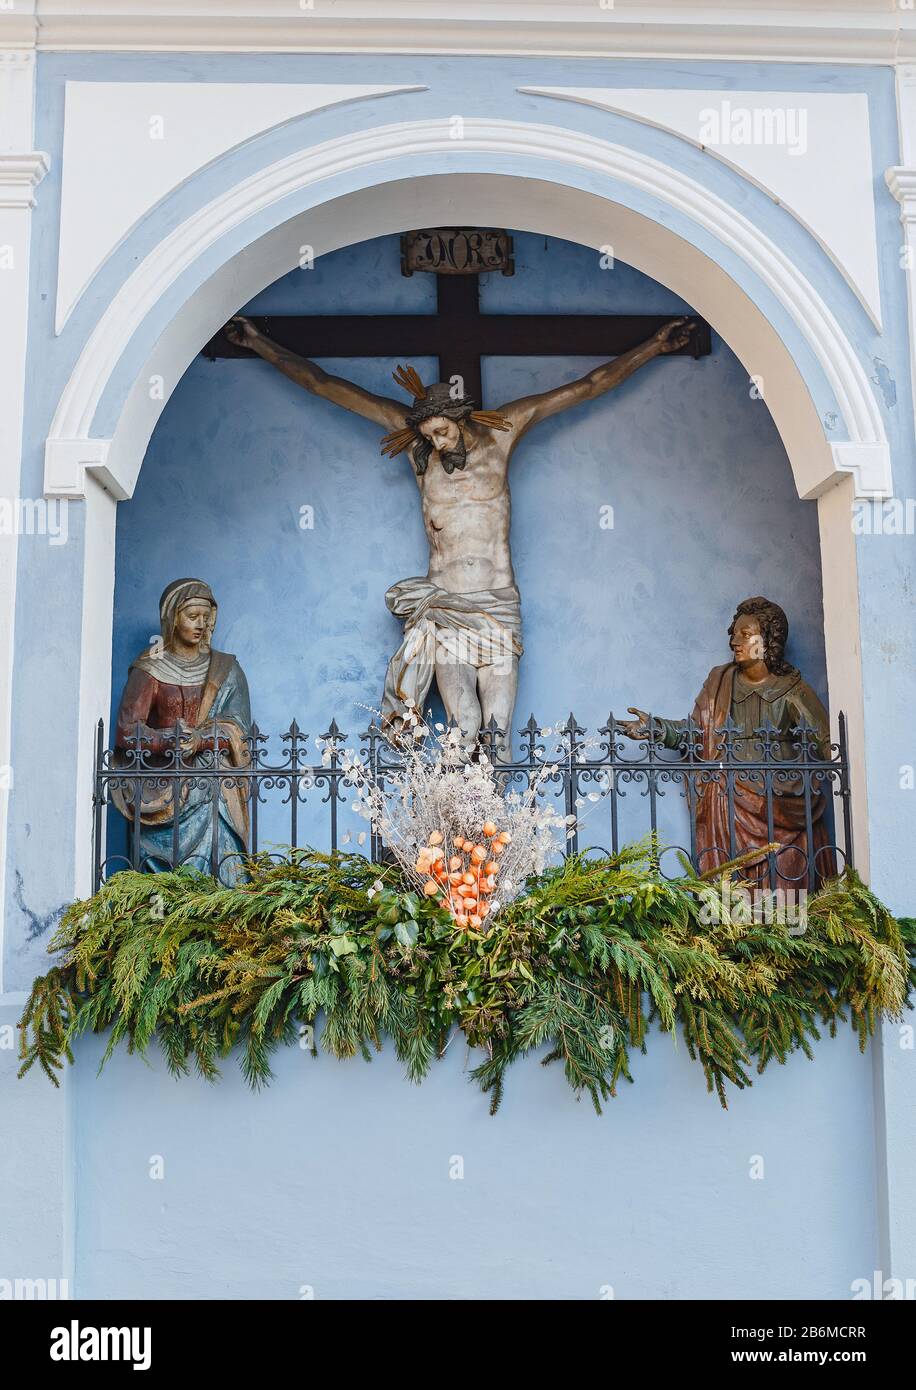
[112,578,252,880]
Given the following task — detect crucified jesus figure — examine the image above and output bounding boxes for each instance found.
[226,313,693,755]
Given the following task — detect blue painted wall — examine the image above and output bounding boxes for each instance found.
[109,232,827,865]
[72,1025,876,1301]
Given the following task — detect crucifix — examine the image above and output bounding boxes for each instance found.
[204,228,710,756]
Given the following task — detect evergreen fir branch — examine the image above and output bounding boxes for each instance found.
[15,847,915,1114]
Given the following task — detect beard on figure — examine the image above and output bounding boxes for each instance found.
[438,438,468,474]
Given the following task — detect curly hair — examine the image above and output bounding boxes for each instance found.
[728,596,791,675]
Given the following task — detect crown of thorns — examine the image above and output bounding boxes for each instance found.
[379,364,513,459]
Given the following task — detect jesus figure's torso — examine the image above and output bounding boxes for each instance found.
[417,428,515,593]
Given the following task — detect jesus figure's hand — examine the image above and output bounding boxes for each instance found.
[651,317,695,354]
[225,315,261,349]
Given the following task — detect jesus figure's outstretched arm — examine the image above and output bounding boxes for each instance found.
[498,316,695,441]
[225,316,408,431]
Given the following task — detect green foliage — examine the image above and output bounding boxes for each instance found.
[18,844,916,1115]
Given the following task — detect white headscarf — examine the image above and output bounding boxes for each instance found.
[158,578,217,652]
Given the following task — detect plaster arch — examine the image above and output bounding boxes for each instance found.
[44,118,889,506]
[38,121,876,882]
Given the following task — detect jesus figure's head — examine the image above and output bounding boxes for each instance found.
[416,413,467,474]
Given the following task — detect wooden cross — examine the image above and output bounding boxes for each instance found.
[202,247,710,402]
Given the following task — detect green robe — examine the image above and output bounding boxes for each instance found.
[657,664,829,766]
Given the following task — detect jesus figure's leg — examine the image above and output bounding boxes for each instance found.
[477,656,519,762]
[434,647,482,754]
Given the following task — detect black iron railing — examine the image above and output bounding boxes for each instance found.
[93,711,854,892]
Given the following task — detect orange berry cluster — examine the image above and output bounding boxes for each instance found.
[417,820,511,928]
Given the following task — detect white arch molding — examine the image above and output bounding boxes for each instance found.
[40,120,878,886]
[45,119,890,502]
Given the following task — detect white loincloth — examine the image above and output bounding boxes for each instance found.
[381,576,523,724]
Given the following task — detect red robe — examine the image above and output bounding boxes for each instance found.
[112,649,250,846]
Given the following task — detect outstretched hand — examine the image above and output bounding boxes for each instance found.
[620,707,651,740]
[224,315,259,348]
[653,316,695,354]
